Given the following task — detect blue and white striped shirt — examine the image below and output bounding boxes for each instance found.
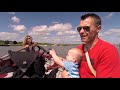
[63,61,80,78]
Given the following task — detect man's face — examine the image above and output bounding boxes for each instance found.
[78,17,100,44]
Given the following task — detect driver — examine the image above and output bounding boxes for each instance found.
[22,35,38,52]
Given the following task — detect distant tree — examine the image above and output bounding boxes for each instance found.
[13,41,17,44]
[4,40,9,44]
[0,40,3,42]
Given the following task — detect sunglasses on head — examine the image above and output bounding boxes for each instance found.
[77,26,90,32]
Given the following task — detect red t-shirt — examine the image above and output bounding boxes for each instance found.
[77,39,120,78]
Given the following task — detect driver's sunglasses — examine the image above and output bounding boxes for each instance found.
[77,26,90,32]
[27,37,31,39]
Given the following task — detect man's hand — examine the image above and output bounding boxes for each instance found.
[61,70,70,78]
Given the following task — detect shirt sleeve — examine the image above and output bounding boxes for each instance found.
[96,46,120,78]
[63,61,74,73]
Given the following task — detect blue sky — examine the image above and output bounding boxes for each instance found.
[0,12,120,44]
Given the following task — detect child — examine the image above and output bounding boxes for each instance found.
[49,48,83,78]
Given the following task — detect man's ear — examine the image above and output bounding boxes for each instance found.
[97,25,101,33]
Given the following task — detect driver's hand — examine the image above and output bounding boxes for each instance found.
[24,45,29,48]
[33,42,38,47]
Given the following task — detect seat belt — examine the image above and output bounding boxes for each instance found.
[84,47,96,77]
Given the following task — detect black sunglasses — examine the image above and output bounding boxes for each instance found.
[77,26,90,32]
[27,37,31,39]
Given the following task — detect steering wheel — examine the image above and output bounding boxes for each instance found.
[34,46,41,51]
[34,45,48,52]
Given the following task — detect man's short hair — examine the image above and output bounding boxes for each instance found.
[81,13,101,26]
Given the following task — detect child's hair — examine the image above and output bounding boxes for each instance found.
[69,48,83,63]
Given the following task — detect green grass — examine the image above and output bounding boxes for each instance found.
[0,40,79,46]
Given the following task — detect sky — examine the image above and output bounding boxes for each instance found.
[0,12,120,44]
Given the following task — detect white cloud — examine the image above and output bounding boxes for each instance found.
[103,29,120,36]
[11,16,20,24]
[64,31,77,35]
[27,22,80,44]
[31,23,72,34]
[29,31,50,36]
[99,28,120,44]
[0,32,19,41]
[106,12,114,19]
[98,32,104,37]
[48,23,72,32]
[29,25,50,36]
[57,30,77,36]
[10,25,26,33]
[31,25,48,32]
[57,32,63,35]
[8,12,15,15]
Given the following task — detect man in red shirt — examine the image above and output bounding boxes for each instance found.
[61,13,120,78]
[76,13,120,78]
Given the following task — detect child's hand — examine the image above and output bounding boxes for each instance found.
[49,49,57,56]
[59,57,65,61]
